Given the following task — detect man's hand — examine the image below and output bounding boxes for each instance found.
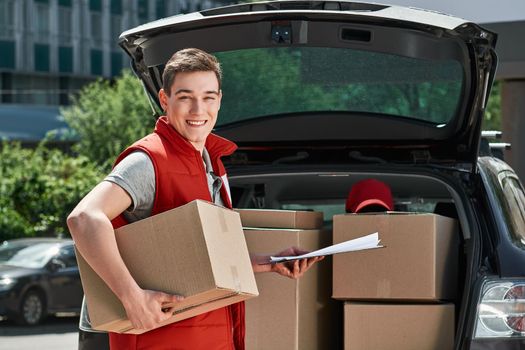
[271,247,324,279]
[251,247,324,279]
[121,288,185,330]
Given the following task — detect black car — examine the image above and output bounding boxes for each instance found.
[80,1,525,349]
[0,238,83,325]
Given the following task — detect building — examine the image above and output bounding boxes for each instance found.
[0,0,233,106]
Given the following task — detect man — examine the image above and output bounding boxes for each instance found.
[68,48,322,350]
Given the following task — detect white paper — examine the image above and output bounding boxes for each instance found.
[269,232,383,263]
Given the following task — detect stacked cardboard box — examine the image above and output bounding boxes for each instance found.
[238,209,341,350]
[75,200,258,334]
[332,212,459,350]
[344,303,455,350]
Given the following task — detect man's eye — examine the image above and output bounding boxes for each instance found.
[204,96,216,100]
[178,96,190,100]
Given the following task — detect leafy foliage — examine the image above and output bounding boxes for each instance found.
[1,71,158,241]
[61,70,155,172]
[216,47,463,126]
[483,80,502,131]
[0,142,104,240]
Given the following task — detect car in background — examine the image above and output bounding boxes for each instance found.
[81,1,525,349]
[0,238,68,263]
[0,238,83,325]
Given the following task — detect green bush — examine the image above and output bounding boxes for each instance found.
[483,80,502,131]
[0,142,104,240]
[61,69,156,172]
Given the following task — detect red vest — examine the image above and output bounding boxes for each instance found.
[109,117,245,350]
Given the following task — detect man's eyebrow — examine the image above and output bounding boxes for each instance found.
[174,89,219,95]
[174,89,192,95]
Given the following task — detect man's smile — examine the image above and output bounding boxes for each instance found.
[186,120,207,126]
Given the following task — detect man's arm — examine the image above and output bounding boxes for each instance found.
[67,181,182,331]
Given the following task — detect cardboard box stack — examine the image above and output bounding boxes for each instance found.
[333,212,459,350]
[237,209,341,350]
[75,200,258,334]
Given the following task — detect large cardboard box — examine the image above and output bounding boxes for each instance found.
[244,228,341,350]
[344,302,454,350]
[76,200,258,334]
[333,213,458,300]
[235,209,323,229]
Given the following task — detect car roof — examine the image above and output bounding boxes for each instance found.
[1,238,73,246]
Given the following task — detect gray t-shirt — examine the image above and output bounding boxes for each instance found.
[79,148,226,332]
[105,148,224,222]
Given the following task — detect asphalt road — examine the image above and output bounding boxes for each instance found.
[0,316,79,350]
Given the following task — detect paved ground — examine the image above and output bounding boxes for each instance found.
[0,316,79,350]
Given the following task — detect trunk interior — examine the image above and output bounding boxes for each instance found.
[229,167,474,347]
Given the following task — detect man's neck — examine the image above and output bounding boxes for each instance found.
[190,141,205,155]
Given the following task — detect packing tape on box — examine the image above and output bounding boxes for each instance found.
[231,265,241,292]
[218,210,229,233]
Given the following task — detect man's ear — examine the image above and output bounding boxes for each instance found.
[158,89,168,111]
[217,89,222,110]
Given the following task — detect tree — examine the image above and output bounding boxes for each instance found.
[0,71,159,241]
[61,70,156,172]
[483,80,502,131]
[0,142,104,240]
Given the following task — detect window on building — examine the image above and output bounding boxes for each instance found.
[138,0,149,22]
[34,44,50,72]
[0,0,15,38]
[34,2,50,43]
[111,52,123,77]
[90,49,103,75]
[58,5,72,44]
[59,46,73,73]
[179,0,188,14]
[91,12,102,46]
[90,0,103,47]
[13,73,58,105]
[156,0,166,19]
[58,76,71,105]
[89,0,102,12]
[1,72,13,103]
[111,0,122,15]
[111,15,122,44]
[0,40,15,69]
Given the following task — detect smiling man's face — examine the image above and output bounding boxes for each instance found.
[159,70,222,152]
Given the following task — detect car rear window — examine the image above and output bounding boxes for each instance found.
[215,47,463,126]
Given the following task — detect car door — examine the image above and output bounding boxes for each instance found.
[47,244,83,311]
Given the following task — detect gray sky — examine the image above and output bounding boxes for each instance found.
[382,0,525,23]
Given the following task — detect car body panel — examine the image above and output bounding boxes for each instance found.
[478,157,525,276]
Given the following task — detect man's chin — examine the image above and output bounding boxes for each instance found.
[184,134,209,149]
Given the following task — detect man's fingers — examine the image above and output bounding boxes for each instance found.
[158,292,184,304]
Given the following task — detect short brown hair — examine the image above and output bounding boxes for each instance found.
[162,48,222,95]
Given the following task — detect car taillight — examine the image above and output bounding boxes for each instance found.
[475,279,525,338]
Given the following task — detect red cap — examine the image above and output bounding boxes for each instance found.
[346,179,394,213]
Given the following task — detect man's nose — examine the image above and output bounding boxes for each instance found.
[190,99,204,114]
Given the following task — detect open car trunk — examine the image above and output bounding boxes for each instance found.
[227,163,477,348]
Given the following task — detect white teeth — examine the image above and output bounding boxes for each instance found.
[186,120,206,126]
